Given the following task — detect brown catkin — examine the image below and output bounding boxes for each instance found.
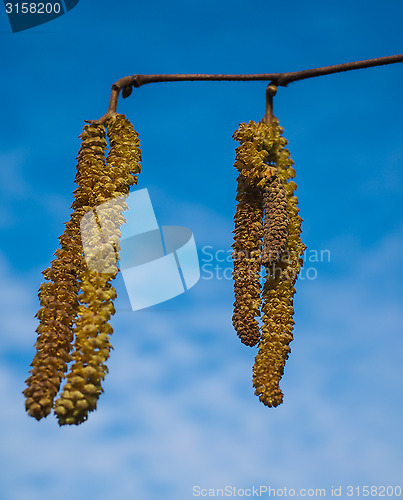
[54,114,141,425]
[232,120,283,347]
[253,265,296,407]
[232,175,263,346]
[23,123,108,420]
[261,176,289,267]
[253,117,306,407]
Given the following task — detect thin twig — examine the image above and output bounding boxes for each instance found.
[262,84,278,125]
[92,54,403,123]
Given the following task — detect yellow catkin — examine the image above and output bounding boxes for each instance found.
[54,114,141,425]
[232,120,283,346]
[23,123,108,420]
[232,175,263,346]
[232,120,278,188]
[232,121,272,346]
[253,118,306,407]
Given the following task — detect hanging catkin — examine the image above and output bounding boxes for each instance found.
[253,117,306,407]
[232,121,277,346]
[54,114,141,425]
[261,177,289,267]
[232,175,263,346]
[23,123,108,420]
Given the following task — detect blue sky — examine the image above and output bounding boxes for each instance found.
[0,1,402,499]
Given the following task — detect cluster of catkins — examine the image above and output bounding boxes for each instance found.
[232,118,306,407]
[23,114,141,425]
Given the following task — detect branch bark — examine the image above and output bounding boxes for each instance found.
[93,54,403,123]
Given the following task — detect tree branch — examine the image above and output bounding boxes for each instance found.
[93,54,403,123]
